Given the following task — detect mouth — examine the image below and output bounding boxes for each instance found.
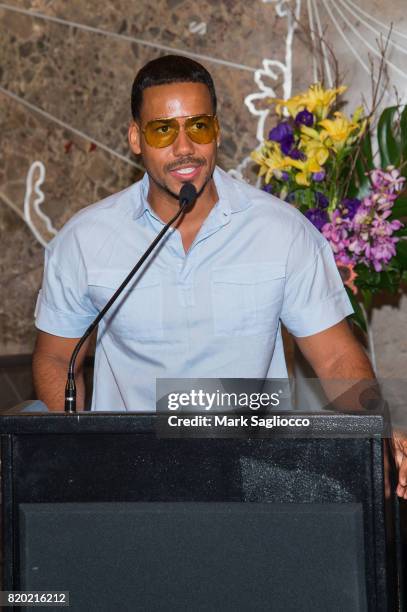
[169,165,202,181]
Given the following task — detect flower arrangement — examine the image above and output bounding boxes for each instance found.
[251,83,407,330]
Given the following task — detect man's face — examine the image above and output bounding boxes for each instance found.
[129,82,219,200]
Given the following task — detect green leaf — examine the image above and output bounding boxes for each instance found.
[391,257,402,270]
[361,126,374,170]
[346,130,373,199]
[354,265,375,287]
[353,264,400,290]
[396,239,407,269]
[345,287,367,332]
[377,106,401,168]
[400,106,407,171]
[395,227,407,237]
[378,271,397,290]
[390,195,407,220]
[290,189,308,208]
[305,188,314,209]
[348,158,369,200]
[354,264,370,279]
[371,271,381,286]
[361,289,372,311]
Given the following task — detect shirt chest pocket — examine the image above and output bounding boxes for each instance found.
[88,269,163,342]
[211,263,285,337]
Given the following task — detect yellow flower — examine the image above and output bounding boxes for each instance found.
[251,143,292,184]
[289,156,323,186]
[301,84,347,119]
[319,112,361,150]
[274,93,306,118]
[273,83,347,120]
[299,127,330,165]
[303,140,330,166]
[300,125,321,140]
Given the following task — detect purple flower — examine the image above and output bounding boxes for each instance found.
[268,122,293,143]
[305,207,329,231]
[371,216,402,236]
[370,168,405,194]
[295,110,314,127]
[288,148,303,160]
[318,169,404,272]
[321,211,353,262]
[390,219,403,231]
[280,135,295,155]
[348,236,367,257]
[340,198,361,220]
[375,193,397,211]
[312,171,326,182]
[315,192,329,209]
[280,171,290,181]
[334,252,355,266]
[365,237,398,271]
[268,122,306,159]
[262,183,273,194]
[352,203,372,228]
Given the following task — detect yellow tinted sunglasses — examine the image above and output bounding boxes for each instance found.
[141,114,219,148]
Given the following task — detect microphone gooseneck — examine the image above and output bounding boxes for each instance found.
[64,182,197,413]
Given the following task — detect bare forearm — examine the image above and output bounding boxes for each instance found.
[32,353,85,412]
[295,321,379,411]
[316,341,374,378]
[316,350,378,411]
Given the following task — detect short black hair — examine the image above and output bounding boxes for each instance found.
[131,55,217,120]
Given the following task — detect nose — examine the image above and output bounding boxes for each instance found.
[172,124,195,157]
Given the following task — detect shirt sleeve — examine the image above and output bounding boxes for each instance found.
[34,230,97,338]
[281,225,354,337]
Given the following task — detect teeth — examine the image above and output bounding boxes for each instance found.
[175,167,196,174]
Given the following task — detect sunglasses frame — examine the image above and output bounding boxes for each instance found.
[141,113,219,148]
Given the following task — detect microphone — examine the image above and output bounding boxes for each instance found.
[179,182,197,209]
[64,182,197,413]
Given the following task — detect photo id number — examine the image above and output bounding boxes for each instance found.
[0,591,69,607]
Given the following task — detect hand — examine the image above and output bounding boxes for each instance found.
[392,431,407,498]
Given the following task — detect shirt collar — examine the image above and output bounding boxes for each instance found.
[132,165,251,220]
[132,172,156,220]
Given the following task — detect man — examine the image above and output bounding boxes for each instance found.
[32,55,407,496]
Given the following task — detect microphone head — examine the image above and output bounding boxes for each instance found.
[179,182,197,208]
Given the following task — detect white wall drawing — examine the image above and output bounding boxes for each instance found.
[23,161,57,248]
[229,0,301,182]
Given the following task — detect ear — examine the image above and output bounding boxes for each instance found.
[128,121,142,155]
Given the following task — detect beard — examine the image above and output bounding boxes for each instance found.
[147,156,215,203]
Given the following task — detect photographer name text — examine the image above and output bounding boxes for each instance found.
[166,415,310,429]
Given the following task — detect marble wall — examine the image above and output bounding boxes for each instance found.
[0,0,406,376]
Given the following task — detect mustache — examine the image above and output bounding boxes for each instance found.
[165,157,206,172]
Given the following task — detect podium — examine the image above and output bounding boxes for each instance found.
[0,405,403,611]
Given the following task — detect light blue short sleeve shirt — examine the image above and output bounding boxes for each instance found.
[35,167,353,411]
